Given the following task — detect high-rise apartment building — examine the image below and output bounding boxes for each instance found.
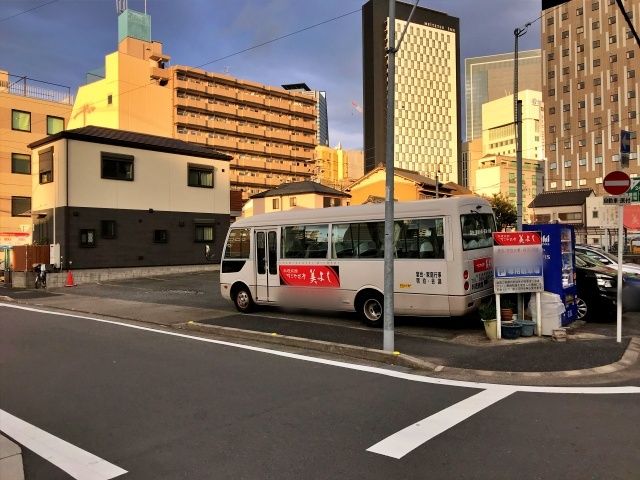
[362,0,461,183]
[542,0,640,194]
[0,71,72,246]
[465,50,541,141]
[282,84,329,146]
[69,8,318,200]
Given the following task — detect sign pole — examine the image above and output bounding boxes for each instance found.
[617,203,623,343]
[495,294,502,340]
[536,291,542,337]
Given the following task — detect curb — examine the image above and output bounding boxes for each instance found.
[180,321,439,371]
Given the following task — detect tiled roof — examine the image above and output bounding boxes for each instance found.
[528,188,594,208]
[250,181,351,198]
[28,125,232,161]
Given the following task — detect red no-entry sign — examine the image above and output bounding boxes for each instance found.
[603,170,631,195]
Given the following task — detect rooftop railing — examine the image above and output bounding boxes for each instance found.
[0,74,73,105]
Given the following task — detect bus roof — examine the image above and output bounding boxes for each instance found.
[232,195,493,228]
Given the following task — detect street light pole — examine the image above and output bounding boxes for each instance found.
[514,23,530,231]
[383,0,420,352]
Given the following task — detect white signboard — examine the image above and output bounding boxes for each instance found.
[492,232,544,294]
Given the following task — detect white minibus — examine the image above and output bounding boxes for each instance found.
[220,196,495,326]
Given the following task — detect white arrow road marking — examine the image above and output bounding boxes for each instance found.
[0,409,127,480]
[366,388,514,459]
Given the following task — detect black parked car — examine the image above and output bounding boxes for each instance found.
[574,253,640,320]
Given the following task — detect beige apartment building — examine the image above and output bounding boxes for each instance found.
[542,0,640,194]
[474,155,544,223]
[69,8,318,201]
[0,71,72,247]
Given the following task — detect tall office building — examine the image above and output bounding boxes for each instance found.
[362,0,461,183]
[465,50,541,141]
[69,8,319,200]
[542,0,640,194]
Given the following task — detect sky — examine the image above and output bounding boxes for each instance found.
[0,0,542,149]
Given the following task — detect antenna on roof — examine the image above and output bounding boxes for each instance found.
[116,0,127,14]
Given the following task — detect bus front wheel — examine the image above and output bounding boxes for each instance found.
[357,291,384,328]
[233,284,255,313]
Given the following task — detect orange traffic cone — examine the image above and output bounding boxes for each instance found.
[65,270,77,287]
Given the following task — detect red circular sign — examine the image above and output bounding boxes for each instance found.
[603,170,631,195]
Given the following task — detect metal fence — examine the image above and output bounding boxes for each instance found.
[0,74,73,105]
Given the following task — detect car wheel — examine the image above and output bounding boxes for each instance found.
[358,292,384,327]
[233,285,254,313]
[576,297,588,321]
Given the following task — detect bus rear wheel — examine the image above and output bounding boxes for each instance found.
[233,285,255,313]
[357,292,384,327]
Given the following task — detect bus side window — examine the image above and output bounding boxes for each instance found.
[332,224,355,258]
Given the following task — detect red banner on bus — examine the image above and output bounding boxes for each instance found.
[279,265,340,287]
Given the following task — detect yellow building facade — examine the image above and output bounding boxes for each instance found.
[474,155,544,223]
[314,144,350,191]
[481,89,544,161]
[0,71,72,246]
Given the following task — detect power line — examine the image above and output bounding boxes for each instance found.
[0,0,60,23]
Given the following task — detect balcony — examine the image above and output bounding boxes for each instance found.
[0,74,73,104]
[237,124,265,137]
[291,149,314,161]
[150,67,170,84]
[209,103,238,116]
[240,109,265,122]
[208,137,238,150]
[175,79,190,91]
[236,140,266,154]
[267,130,291,142]
[237,91,266,106]
[267,145,291,156]
[291,118,315,131]
[264,112,291,127]
[183,115,208,128]
[208,85,237,101]
[209,119,237,133]
[292,103,315,116]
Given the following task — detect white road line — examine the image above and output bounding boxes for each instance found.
[366,389,514,459]
[0,409,127,480]
[2,302,640,394]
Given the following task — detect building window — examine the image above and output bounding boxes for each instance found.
[628,70,636,78]
[594,97,601,106]
[11,109,31,132]
[612,113,619,122]
[594,117,602,125]
[272,198,280,210]
[549,107,556,115]
[564,140,572,149]
[547,17,554,25]
[592,209,598,218]
[323,197,342,208]
[289,197,297,207]
[610,54,618,63]
[627,50,635,59]
[188,164,214,188]
[11,153,31,174]
[577,81,585,90]
[565,180,573,187]
[613,154,620,162]
[39,147,53,184]
[576,26,584,34]
[629,111,637,119]
[594,77,601,86]
[612,133,620,142]
[107,95,113,104]
[579,139,586,147]
[608,15,616,25]
[629,90,637,99]
[596,177,603,184]
[550,181,557,189]
[592,20,600,29]
[577,63,585,71]
[579,119,586,128]
[11,196,30,217]
[595,136,602,145]
[593,39,600,48]
[550,162,558,170]
[578,100,585,109]
[195,225,214,242]
[611,93,619,102]
[101,152,134,181]
[562,11,568,20]
[564,122,571,130]
[627,30,634,39]
[595,156,603,164]
[549,125,556,133]
[591,1,599,10]
[577,7,583,15]
[80,229,96,248]
[579,158,587,166]
[564,103,571,111]
[549,88,556,96]
[153,229,169,243]
[593,58,601,67]
[563,66,570,74]
[101,220,117,239]
[564,160,572,168]
[563,84,570,93]
[547,35,555,43]
[611,73,618,82]
[548,52,555,61]
[609,35,617,44]
[577,44,584,52]
[548,70,556,79]
[562,30,570,39]
[550,144,557,151]
[46,116,64,135]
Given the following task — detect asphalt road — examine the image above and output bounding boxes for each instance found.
[1,304,639,479]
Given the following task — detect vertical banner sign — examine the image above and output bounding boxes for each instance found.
[621,130,631,168]
[492,232,544,294]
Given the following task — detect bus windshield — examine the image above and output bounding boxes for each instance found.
[460,213,495,251]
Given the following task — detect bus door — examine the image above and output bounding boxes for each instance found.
[255,229,279,302]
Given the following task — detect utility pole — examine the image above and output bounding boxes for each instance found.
[383,0,420,352]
